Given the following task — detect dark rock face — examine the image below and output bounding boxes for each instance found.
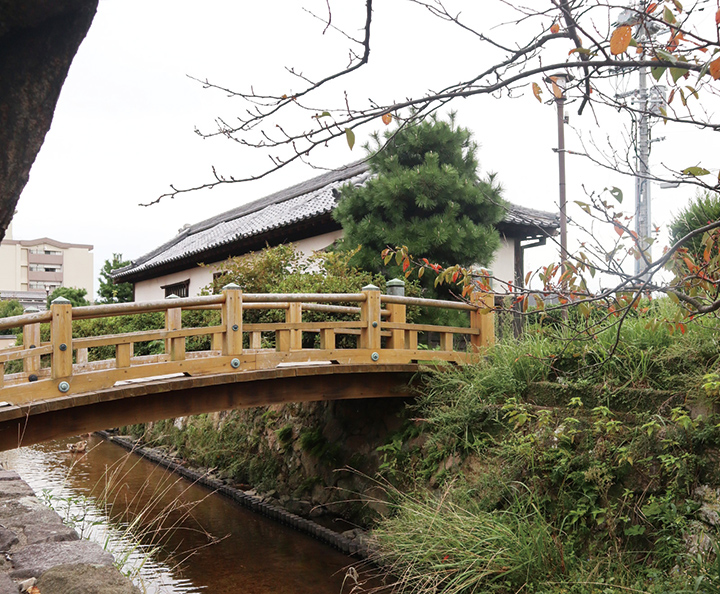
[0,0,99,241]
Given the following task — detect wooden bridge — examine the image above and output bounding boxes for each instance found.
[0,284,493,451]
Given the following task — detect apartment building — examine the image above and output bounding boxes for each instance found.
[0,224,93,308]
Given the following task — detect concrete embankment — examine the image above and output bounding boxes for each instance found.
[0,468,138,594]
[97,431,371,558]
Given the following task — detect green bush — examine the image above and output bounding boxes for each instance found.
[670,190,720,259]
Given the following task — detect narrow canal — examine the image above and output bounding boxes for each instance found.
[1,435,368,594]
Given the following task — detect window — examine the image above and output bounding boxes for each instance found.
[212,271,230,289]
[162,280,190,298]
[29,264,62,273]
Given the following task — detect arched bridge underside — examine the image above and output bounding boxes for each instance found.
[0,363,419,451]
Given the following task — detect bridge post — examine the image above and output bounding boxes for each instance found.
[50,297,73,380]
[222,284,243,357]
[165,295,185,361]
[361,284,382,353]
[385,279,406,352]
[22,306,41,377]
[470,291,495,351]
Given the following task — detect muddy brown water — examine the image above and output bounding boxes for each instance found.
[1,435,373,594]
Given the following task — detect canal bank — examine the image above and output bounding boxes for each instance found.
[96,430,371,558]
[0,467,139,594]
[2,435,372,594]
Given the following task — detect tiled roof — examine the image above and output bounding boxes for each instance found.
[113,162,558,281]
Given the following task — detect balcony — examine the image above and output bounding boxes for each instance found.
[27,252,63,265]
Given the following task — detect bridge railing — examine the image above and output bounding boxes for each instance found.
[0,283,493,405]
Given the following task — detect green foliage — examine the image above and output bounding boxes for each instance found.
[97,254,134,303]
[334,113,505,280]
[0,299,23,335]
[367,299,720,593]
[203,243,418,347]
[670,191,720,259]
[372,485,565,594]
[47,286,90,308]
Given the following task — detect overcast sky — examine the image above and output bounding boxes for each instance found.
[11,0,716,297]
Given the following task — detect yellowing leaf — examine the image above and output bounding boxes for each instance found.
[664,6,676,23]
[551,78,563,99]
[345,128,355,150]
[381,113,392,125]
[709,57,720,81]
[682,166,710,176]
[532,82,542,102]
[610,26,632,55]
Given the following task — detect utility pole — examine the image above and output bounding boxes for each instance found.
[615,7,665,282]
[548,73,571,269]
[618,68,665,282]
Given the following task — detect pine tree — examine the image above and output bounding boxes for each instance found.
[334,114,505,280]
[97,254,134,303]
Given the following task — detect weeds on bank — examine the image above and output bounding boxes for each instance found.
[41,438,222,587]
[366,300,720,594]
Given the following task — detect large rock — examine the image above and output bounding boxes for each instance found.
[0,0,98,241]
[9,540,114,579]
[38,564,141,594]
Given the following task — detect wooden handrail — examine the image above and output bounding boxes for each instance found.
[0,286,494,406]
[381,294,478,311]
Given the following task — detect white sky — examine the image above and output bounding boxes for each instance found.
[11,0,717,297]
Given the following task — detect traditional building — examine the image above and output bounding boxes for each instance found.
[113,162,558,301]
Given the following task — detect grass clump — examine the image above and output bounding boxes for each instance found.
[367,298,720,594]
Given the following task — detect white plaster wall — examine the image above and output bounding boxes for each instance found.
[487,237,515,288]
[133,265,215,302]
[133,231,344,302]
[62,247,94,297]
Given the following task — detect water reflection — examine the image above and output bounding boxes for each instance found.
[1,436,362,594]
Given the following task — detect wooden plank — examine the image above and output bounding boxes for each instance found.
[249,332,262,350]
[116,343,132,368]
[244,321,362,332]
[165,306,181,355]
[2,354,259,405]
[51,301,72,379]
[70,294,225,320]
[470,292,495,350]
[72,326,224,350]
[407,330,418,350]
[382,294,477,311]
[360,287,381,350]
[0,344,53,365]
[439,332,453,352]
[385,303,405,351]
[320,328,335,350]
[0,310,52,333]
[382,322,479,335]
[22,322,41,374]
[243,292,366,303]
[76,348,88,365]
[211,332,223,351]
[222,287,243,356]
[288,302,302,350]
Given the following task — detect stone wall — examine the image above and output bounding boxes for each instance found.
[0,468,138,594]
